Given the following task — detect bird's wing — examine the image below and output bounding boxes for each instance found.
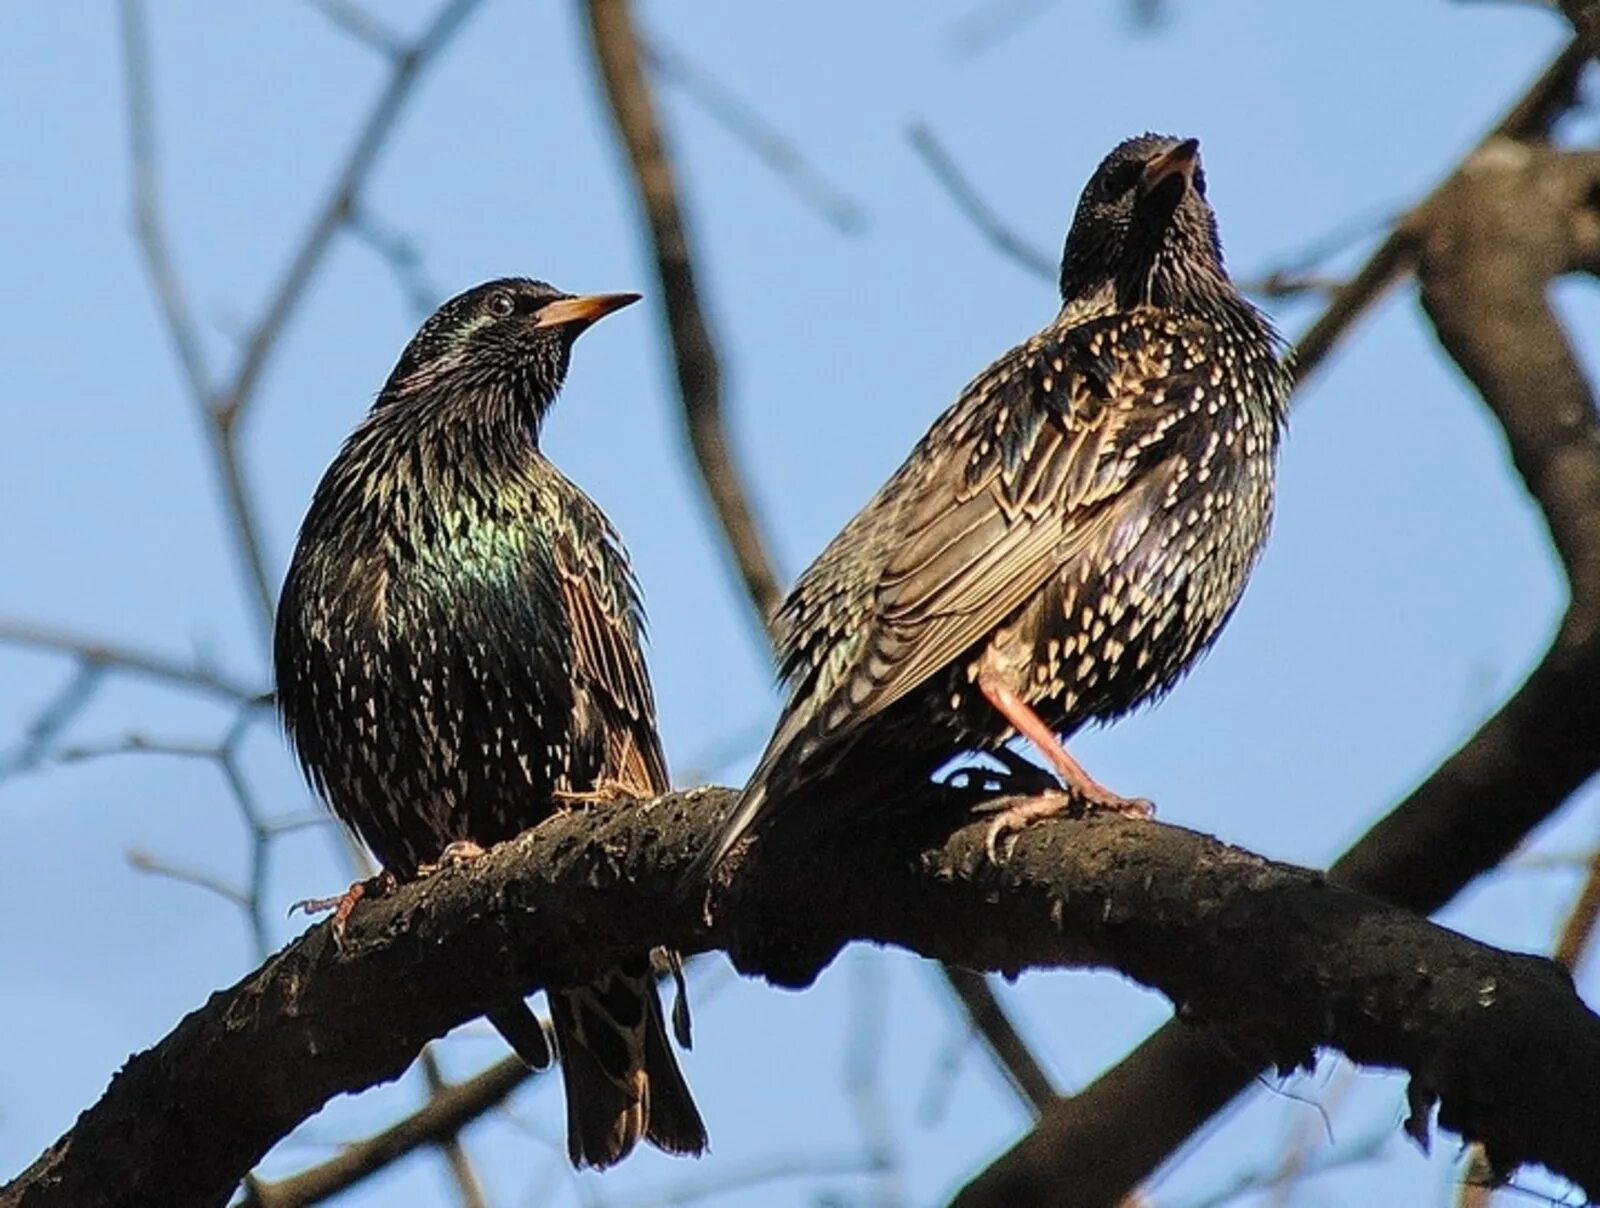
[551,496,671,798]
[782,311,1199,746]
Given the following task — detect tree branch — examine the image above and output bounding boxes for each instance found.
[117,0,485,640]
[0,619,262,703]
[4,788,1598,1208]
[240,1056,530,1208]
[582,0,785,632]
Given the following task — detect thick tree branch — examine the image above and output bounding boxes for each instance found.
[5,789,1599,1208]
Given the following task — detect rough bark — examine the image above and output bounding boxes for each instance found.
[5,788,1599,1208]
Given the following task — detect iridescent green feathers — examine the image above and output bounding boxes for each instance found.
[274,278,704,1169]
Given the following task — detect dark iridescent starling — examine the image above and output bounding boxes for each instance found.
[703,135,1292,871]
[274,278,707,1168]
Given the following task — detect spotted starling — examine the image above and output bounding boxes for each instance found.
[274,278,707,1169]
[702,134,1292,872]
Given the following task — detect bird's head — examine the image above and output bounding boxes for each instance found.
[1058,134,1231,314]
[379,277,640,427]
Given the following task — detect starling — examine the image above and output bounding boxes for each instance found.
[274,278,707,1168]
[702,134,1291,872]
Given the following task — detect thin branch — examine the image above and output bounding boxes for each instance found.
[1181,1126,1390,1208]
[117,0,486,640]
[0,664,104,780]
[843,953,905,1202]
[242,1057,532,1208]
[219,0,485,429]
[416,1049,489,1208]
[1552,845,1600,972]
[345,202,440,319]
[642,32,868,235]
[302,0,406,59]
[907,124,1056,281]
[117,0,272,632]
[0,619,262,702]
[609,1152,888,1208]
[583,0,785,632]
[944,0,1061,60]
[128,848,254,913]
[942,967,1058,1115]
[1289,32,1590,388]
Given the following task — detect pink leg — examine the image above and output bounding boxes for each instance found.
[977,675,1153,860]
[291,870,398,947]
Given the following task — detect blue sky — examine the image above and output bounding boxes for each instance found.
[3,2,1597,1205]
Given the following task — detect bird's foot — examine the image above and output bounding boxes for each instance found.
[977,782,1153,862]
[979,790,1074,863]
[290,870,398,947]
[551,778,638,807]
[416,839,488,877]
[1074,782,1155,820]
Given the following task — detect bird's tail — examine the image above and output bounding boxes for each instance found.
[684,779,769,892]
[487,1002,554,1069]
[549,959,708,1168]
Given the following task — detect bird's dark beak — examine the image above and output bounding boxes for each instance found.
[532,292,642,331]
[1140,138,1200,196]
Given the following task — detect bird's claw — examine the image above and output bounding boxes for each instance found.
[551,778,636,806]
[978,784,1153,863]
[416,839,488,877]
[289,870,397,947]
[980,789,1073,864]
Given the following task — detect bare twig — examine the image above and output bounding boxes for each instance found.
[1180,1126,1390,1208]
[0,664,104,779]
[844,954,905,1205]
[583,0,785,632]
[608,1152,888,1208]
[1290,32,1589,388]
[1553,846,1600,972]
[220,0,484,430]
[128,849,254,914]
[417,1050,489,1208]
[118,0,485,639]
[907,124,1056,281]
[345,203,440,319]
[643,32,867,235]
[942,967,1057,1115]
[242,1057,532,1208]
[302,0,405,59]
[0,618,262,703]
[944,0,1061,60]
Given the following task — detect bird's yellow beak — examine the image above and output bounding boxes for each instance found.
[532,292,642,330]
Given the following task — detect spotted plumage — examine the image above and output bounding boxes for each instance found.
[274,277,706,1169]
[703,134,1291,872]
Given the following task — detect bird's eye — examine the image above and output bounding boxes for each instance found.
[488,291,515,318]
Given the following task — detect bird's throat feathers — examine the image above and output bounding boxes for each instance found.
[379,349,566,443]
